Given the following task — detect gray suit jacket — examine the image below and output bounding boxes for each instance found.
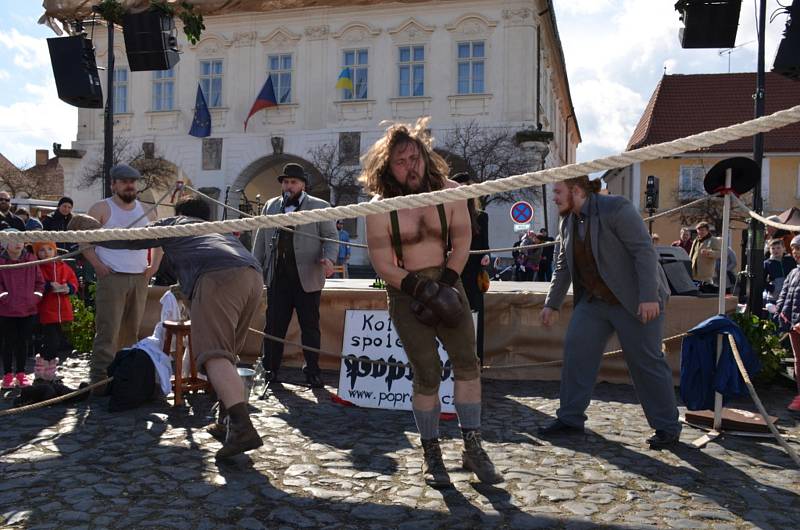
[252,194,339,293]
[544,193,669,317]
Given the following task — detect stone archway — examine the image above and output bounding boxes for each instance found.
[229,154,329,217]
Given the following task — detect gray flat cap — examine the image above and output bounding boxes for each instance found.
[110,163,142,180]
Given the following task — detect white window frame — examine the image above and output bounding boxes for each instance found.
[456,40,486,95]
[342,48,369,101]
[267,53,294,104]
[152,68,176,111]
[113,67,128,114]
[397,45,425,97]
[199,59,224,108]
[679,165,706,199]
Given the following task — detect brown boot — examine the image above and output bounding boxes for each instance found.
[206,402,227,442]
[462,430,502,484]
[215,402,263,459]
[421,438,451,488]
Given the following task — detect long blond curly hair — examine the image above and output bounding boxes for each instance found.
[359,117,450,198]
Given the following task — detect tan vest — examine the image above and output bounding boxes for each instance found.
[572,217,620,305]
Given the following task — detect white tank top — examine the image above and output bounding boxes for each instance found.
[95,198,149,273]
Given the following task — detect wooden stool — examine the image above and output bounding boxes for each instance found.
[161,320,209,406]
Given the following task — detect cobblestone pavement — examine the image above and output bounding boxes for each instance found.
[1,355,799,530]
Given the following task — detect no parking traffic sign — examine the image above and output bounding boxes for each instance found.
[510,201,533,225]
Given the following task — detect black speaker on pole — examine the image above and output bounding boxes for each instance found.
[47,35,103,109]
[122,9,180,72]
[657,247,699,296]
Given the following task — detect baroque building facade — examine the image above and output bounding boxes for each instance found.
[59,0,580,265]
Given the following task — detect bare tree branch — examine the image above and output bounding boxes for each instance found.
[80,138,175,193]
[439,121,539,206]
[0,160,56,199]
[307,143,360,207]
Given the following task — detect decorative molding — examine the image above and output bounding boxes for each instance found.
[210,107,229,129]
[502,7,534,26]
[334,99,375,121]
[332,22,382,44]
[388,18,436,44]
[259,27,302,51]
[191,34,233,57]
[447,93,493,116]
[111,113,133,132]
[445,13,498,36]
[261,103,299,126]
[231,31,257,48]
[144,110,182,131]
[304,25,330,41]
[389,97,432,120]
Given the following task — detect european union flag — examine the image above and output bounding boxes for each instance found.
[189,84,211,138]
[335,67,354,91]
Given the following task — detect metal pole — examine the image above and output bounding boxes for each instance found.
[102,19,115,199]
[713,169,733,433]
[747,0,767,317]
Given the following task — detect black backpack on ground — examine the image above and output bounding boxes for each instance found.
[106,348,156,412]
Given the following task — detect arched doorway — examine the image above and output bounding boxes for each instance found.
[229,154,329,217]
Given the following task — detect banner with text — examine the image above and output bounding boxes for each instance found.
[337,309,455,413]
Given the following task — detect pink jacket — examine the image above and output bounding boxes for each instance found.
[0,250,45,318]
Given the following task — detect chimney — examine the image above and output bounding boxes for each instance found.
[35,149,48,166]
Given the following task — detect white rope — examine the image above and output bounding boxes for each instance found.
[4,103,797,245]
[732,195,800,232]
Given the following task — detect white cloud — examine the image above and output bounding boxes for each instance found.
[0,69,9,80]
[571,79,647,154]
[0,78,77,166]
[556,0,615,16]
[0,28,50,71]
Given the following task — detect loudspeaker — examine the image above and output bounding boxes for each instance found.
[646,175,660,210]
[773,0,800,81]
[122,9,180,72]
[676,0,742,49]
[47,36,103,109]
[657,246,699,296]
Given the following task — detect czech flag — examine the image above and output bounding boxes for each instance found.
[244,74,278,131]
[335,67,353,91]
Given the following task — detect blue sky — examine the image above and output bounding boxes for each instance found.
[0,1,790,169]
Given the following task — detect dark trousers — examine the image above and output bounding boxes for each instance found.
[41,323,70,361]
[0,315,36,375]
[263,272,322,376]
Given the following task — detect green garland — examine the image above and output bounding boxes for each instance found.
[96,0,206,45]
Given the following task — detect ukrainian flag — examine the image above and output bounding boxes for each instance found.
[335,67,354,91]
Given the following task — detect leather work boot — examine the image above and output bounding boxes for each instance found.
[421,438,452,488]
[206,402,227,442]
[215,402,263,459]
[462,430,503,484]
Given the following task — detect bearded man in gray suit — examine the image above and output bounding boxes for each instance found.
[252,163,338,389]
[539,176,681,448]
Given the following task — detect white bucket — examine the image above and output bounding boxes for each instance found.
[238,367,256,403]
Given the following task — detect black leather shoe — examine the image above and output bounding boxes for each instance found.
[647,430,680,449]
[537,419,584,436]
[305,372,324,389]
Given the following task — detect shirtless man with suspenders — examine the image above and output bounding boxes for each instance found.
[362,121,502,488]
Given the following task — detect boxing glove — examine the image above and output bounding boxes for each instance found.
[401,272,464,327]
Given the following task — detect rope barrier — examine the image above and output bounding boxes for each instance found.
[2,103,798,245]
[481,332,688,371]
[726,334,800,468]
[0,186,176,271]
[249,327,688,372]
[0,377,112,417]
[732,195,800,232]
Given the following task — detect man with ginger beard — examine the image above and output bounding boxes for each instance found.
[539,176,681,448]
[362,121,501,488]
[82,164,162,387]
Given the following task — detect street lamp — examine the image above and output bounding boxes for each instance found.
[515,127,553,233]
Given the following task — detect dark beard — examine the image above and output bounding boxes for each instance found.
[117,191,137,204]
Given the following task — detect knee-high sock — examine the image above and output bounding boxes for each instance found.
[413,402,441,439]
[455,402,481,431]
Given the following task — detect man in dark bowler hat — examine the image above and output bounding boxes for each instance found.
[252,163,338,390]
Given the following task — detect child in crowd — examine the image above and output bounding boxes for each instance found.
[774,235,800,411]
[33,241,78,361]
[763,238,797,304]
[0,228,44,388]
